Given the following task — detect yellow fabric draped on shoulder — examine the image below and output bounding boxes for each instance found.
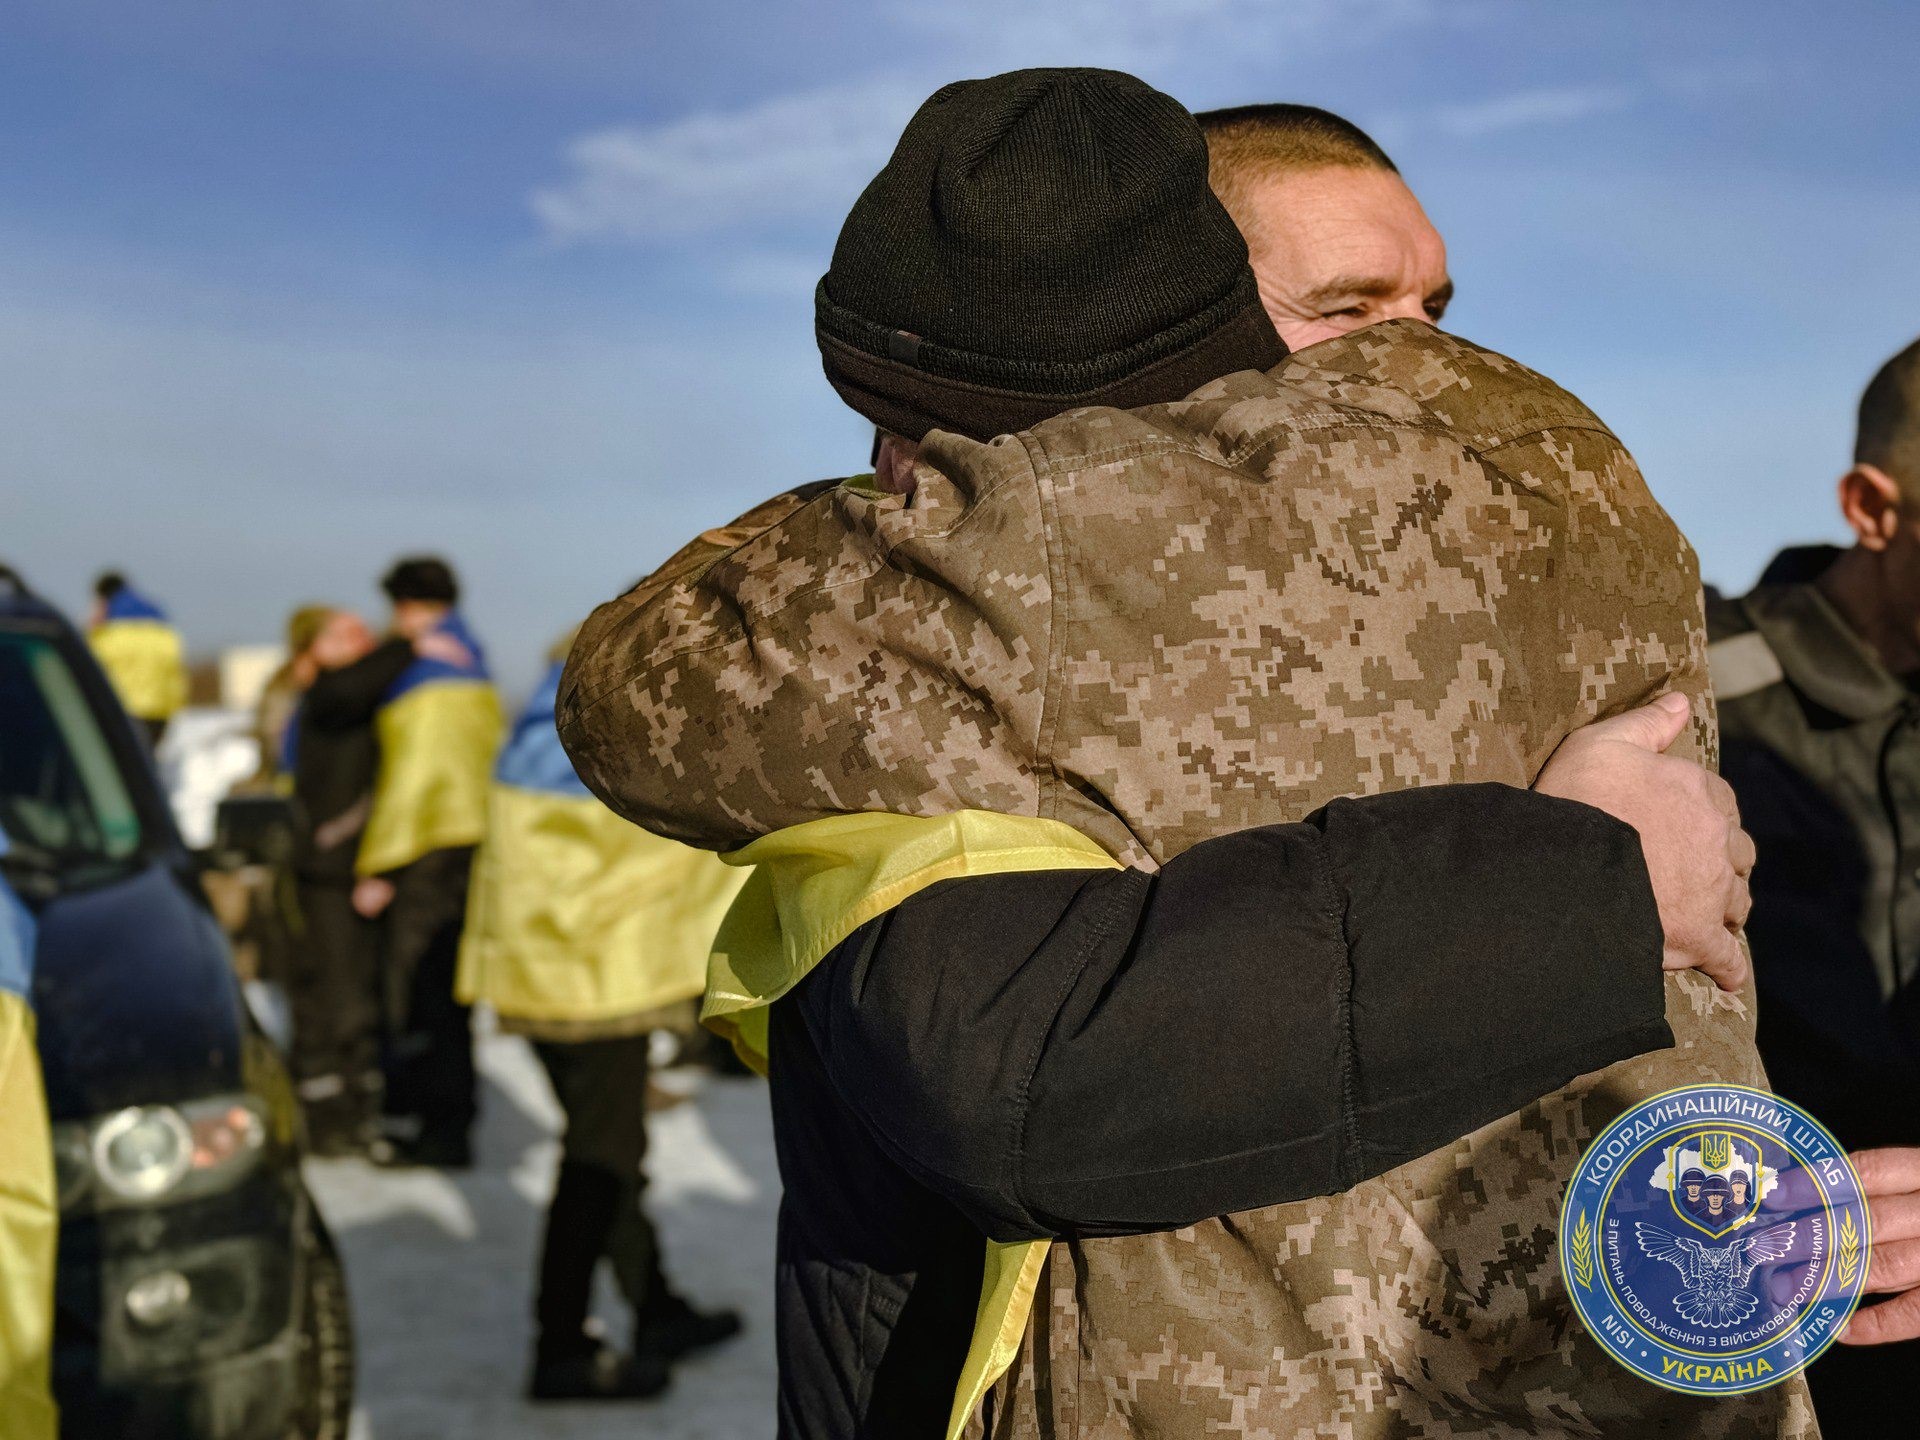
[0,996,58,1440]
[358,680,504,876]
[457,782,750,1023]
[88,619,186,722]
[701,809,1119,1440]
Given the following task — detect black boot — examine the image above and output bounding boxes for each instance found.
[634,1295,743,1363]
[528,1331,669,1402]
[371,1129,472,1170]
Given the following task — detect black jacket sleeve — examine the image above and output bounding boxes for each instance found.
[785,782,1671,1242]
[301,638,414,732]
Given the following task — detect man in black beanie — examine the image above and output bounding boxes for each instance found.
[562,69,1777,1440]
[816,69,1286,444]
[818,67,1287,495]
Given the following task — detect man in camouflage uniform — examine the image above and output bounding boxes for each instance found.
[562,71,1802,1437]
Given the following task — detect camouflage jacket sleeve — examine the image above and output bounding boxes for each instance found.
[556,448,1059,851]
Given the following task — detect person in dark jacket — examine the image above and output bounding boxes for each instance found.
[338,558,503,1169]
[289,606,471,1154]
[459,640,746,1400]
[1708,336,1920,1429]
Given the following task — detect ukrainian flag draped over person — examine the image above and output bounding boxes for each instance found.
[458,659,747,1029]
[356,614,504,878]
[87,586,186,724]
[0,835,58,1440]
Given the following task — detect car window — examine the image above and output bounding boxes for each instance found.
[0,630,145,866]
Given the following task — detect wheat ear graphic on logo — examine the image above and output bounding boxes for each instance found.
[1838,1209,1861,1289]
[1571,1209,1595,1289]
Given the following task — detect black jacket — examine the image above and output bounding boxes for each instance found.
[769,782,1670,1439]
[291,638,412,883]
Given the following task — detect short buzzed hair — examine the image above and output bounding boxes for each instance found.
[1196,104,1397,234]
[1857,338,1920,493]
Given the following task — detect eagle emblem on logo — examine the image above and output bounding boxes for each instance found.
[1634,1221,1799,1328]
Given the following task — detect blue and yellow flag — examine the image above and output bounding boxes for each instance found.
[0,835,58,1440]
[703,809,1120,1440]
[357,613,505,877]
[87,587,187,722]
[458,660,747,1024]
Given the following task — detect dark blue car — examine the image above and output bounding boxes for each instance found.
[0,567,353,1439]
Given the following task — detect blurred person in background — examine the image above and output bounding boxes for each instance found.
[280,606,391,1154]
[0,832,56,1440]
[86,571,187,748]
[348,557,503,1169]
[1709,336,1920,1423]
[198,606,338,1003]
[1196,103,1451,349]
[458,633,745,1402]
[251,604,335,787]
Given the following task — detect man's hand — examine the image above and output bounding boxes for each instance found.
[1535,692,1754,992]
[412,630,473,670]
[352,875,396,920]
[1839,1146,1920,1345]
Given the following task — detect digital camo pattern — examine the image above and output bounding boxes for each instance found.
[559,318,1808,1435]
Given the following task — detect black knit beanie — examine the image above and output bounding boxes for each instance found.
[817,68,1287,444]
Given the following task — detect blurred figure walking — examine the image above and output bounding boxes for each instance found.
[351,558,502,1168]
[459,635,746,1401]
[86,572,186,748]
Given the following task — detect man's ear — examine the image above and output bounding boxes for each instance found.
[874,434,921,497]
[1838,464,1905,551]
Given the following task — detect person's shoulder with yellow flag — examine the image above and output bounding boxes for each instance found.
[86,579,187,724]
[357,611,504,877]
[0,836,59,1440]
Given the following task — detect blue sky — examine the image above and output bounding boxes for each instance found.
[6,1,1920,694]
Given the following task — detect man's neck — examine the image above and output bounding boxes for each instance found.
[1817,546,1920,678]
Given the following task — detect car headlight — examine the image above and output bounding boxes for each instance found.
[54,1095,269,1212]
[94,1107,194,1201]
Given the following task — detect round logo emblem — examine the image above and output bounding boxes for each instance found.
[1559,1083,1870,1395]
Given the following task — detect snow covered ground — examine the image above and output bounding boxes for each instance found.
[308,1027,779,1440]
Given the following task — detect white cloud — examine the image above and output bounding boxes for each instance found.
[529,77,919,244]
[1432,83,1635,138]
[528,0,1453,246]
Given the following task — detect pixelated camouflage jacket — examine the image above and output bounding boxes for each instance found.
[558,319,1813,1438]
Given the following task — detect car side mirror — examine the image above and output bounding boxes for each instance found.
[205,794,298,871]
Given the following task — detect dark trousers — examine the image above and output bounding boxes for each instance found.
[290,878,382,1132]
[380,847,477,1146]
[532,1035,671,1357]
